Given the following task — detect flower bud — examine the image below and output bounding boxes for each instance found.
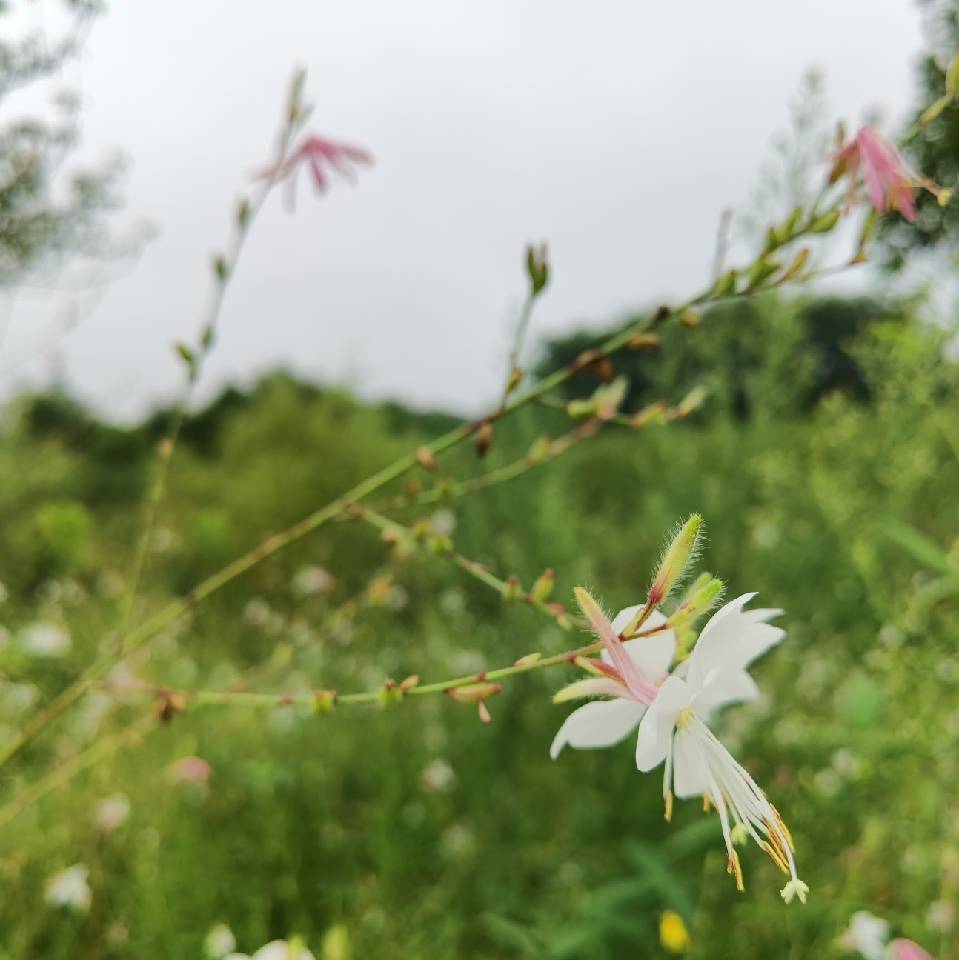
[213,255,228,281]
[236,197,251,229]
[377,679,403,706]
[527,435,551,464]
[506,366,524,395]
[399,675,419,692]
[501,575,522,603]
[669,576,724,631]
[513,652,542,668]
[675,386,707,418]
[313,689,337,714]
[713,268,739,297]
[809,210,840,234]
[526,243,550,298]
[529,568,555,603]
[649,515,702,607]
[630,401,668,429]
[595,377,628,421]
[426,534,452,555]
[747,256,780,290]
[779,246,810,283]
[678,307,702,329]
[475,421,494,459]
[566,398,597,419]
[626,332,661,351]
[447,681,502,724]
[415,447,438,471]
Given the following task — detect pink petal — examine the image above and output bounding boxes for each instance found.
[889,939,934,960]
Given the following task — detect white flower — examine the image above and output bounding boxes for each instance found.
[205,923,237,959]
[95,794,130,833]
[839,911,891,960]
[45,863,92,912]
[20,622,70,658]
[635,598,803,901]
[550,604,674,758]
[242,941,315,960]
[421,758,456,793]
[551,588,803,900]
[291,565,334,597]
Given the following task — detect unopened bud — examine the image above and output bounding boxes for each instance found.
[678,307,702,329]
[649,515,702,607]
[713,269,739,297]
[572,348,614,382]
[527,435,551,464]
[670,576,724,631]
[506,366,524,395]
[313,689,337,714]
[501,575,522,603]
[630,401,669,429]
[675,385,708,418]
[513,652,542,668]
[426,534,452,555]
[236,197,251,229]
[530,568,555,603]
[213,255,228,281]
[475,421,494,459]
[399,675,419,692]
[155,688,186,723]
[566,398,597,419]
[779,246,811,283]
[377,679,403,706]
[447,681,501,703]
[809,209,840,234]
[415,447,438,471]
[747,256,780,290]
[627,332,661,351]
[595,377,628,421]
[526,243,550,297]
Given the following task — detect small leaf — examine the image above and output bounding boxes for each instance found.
[947,49,959,95]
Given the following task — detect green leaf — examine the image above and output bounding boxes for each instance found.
[886,522,958,576]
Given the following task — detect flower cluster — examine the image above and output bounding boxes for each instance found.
[550,518,807,903]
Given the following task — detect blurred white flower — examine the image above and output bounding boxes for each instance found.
[244,598,272,627]
[20,622,70,657]
[292,565,334,597]
[45,863,92,912]
[205,923,237,959]
[430,509,456,537]
[224,940,316,960]
[421,759,455,793]
[927,899,955,932]
[839,911,890,960]
[0,681,39,714]
[95,794,130,833]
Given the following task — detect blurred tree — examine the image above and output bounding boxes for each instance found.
[0,0,122,285]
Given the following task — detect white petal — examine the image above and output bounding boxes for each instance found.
[691,668,760,717]
[549,698,647,759]
[604,609,675,679]
[737,623,785,668]
[635,675,690,772]
[687,594,755,684]
[743,607,783,624]
[672,726,711,798]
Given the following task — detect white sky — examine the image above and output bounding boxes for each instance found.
[0,0,927,421]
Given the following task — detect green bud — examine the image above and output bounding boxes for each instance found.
[426,534,452,555]
[676,385,708,418]
[669,576,724,631]
[713,268,739,298]
[525,243,550,297]
[313,689,337,714]
[566,398,597,419]
[527,435,551,464]
[595,376,628,420]
[747,256,780,290]
[213,254,228,281]
[236,197,251,229]
[174,342,196,378]
[809,209,840,234]
[649,514,702,606]
[377,680,403,706]
[779,246,811,283]
[501,575,522,603]
[530,568,555,603]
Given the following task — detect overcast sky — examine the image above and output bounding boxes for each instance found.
[0,0,927,421]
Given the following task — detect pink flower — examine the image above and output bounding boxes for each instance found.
[829,127,927,222]
[168,755,211,784]
[888,939,934,960]
[261,134,373,193]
